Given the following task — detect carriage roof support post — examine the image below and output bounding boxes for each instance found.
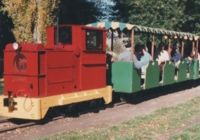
[151,35,155,59]
[197,39,199,54]
[195,39,199,59]
[181,40,185,57]
[168,38,171,53]
[111,29,114,51]
[192,40,195,58]
[131,29,135,54]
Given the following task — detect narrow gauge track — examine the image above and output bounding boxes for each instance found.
[0,100,126,134]
[0,120,36,133]
[0,118,9,123]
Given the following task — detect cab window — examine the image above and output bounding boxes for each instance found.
[86,30,103,51]
[55,26,72,45]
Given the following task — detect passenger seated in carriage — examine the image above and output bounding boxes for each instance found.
[106,34,130,62]
[107,39,151,75]
[117,38,133,62]
[183,43,193,64]
[171,43,182,67]
[132,43,152,75]
[156,43,171,65]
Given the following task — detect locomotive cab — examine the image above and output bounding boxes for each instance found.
[0,25,112,120]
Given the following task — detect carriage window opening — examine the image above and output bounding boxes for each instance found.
[86,30,103,51]
[55,26,72,45]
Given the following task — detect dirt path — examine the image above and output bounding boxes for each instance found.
[1,86,200,140]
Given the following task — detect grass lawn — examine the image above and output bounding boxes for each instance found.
[40,97,200,140]
[171,124,200,140]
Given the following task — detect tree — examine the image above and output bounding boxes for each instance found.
[113,0,185,30]
[1,0,105,43]
[0,2,15,77]
[111,0,130,22]
[58,0,102,24]
[112,0,200,34]
[180,0,200,34]
[0,2,15,49]
[2,0,59,43]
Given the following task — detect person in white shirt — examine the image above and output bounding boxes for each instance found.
[157,43,171,65]
[117,48,132,62]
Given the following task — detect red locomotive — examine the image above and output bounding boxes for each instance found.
[0,25,112,120]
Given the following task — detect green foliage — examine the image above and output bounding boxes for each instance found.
[0,2,15,52]
[1,0,59,43]
[180,0,200,34]
[112,0,130,22]
[33,0,60,43]
[58,0,102,24]
[112,0,200,34]
[2,0,36,42]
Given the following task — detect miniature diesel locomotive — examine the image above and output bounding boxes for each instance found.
[0,25,112,120]
[0,21,199,120]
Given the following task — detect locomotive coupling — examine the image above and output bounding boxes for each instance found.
[3,92,17,112]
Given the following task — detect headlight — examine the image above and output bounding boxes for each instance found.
[13,42,19,50]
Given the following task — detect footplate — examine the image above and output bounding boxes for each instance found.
[0,86,112,120]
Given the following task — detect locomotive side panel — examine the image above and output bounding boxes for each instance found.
[81,53,106,90]
[80,28,107,90]
[45,51,78,96]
